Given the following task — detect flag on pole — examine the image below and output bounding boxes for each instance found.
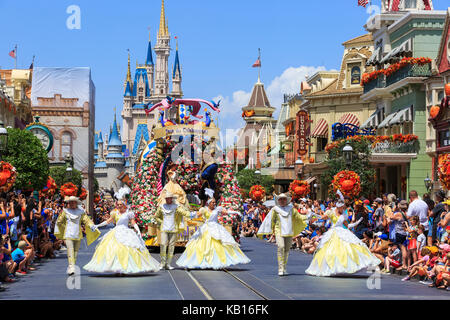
[358,0,369,7]
[252,58,261,68]
[9,49,16,59]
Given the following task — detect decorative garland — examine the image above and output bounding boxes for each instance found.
[325,134,418,153]
[249,185,265,202]
[40,176,57,197]
[332,170,361,199]
[60,182,78,197]
[0,161,17,193]
[79,187,87,200]
[362,57,432,85]
[289,180,310,199]
[438,154,450,190]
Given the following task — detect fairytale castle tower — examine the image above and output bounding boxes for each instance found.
[121,0,183,173]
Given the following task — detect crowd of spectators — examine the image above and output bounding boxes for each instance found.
[240,190,450,290]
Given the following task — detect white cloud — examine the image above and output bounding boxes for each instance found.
[215,65,325,146]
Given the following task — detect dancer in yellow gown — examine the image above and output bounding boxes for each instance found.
[157,165,189,210]
[176,198,250,269]
[83,200,159,274]
[305,198,380,277]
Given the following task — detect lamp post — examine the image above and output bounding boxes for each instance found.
[424,174,433,193]
[64,155,73,182]
[0,121,8,161]
[295,156,303,179]
[342,143,353,169]
[313,183,318,200]
[254,169,261,185]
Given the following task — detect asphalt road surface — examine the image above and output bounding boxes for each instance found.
[1,230,449,300]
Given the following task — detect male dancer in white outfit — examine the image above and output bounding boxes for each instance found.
[155,192,191,270]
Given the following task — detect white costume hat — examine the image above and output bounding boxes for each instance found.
[164,192,175,199]
[64,196,81,204]
[274,193,292,207]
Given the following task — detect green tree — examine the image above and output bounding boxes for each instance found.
[321,137,376,199]
[236,169,274,196]
[49,166,83,189]
[4,128,49,190]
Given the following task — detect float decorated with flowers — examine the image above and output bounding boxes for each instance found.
[249,185,266,202]
[331,170,361,199]
[289,180,310,199]
[130,96,243,247]
[0,161,17,193]
[438,154,450,190]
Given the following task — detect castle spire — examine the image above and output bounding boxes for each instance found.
[146,29,154,66]
[126,50,131,83]
[158,0,168,37]
[173,37,181,78]
[124,50,133,96]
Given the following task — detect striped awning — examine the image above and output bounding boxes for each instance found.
[360,109,383,129]
[389,105,414,126]
[310,118,328,138]
[378,111,398,128]
[338,113,360,127]
[380,39,413,64]
[366,47,381,66]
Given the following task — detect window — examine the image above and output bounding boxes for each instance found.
[438,130,450,148]
[138,96,143,103]
[437,91,444,102]
[351,66,361,85]
[404,0,417,8]
[139,87,143,93]
[317,137,328,152]
[61,132,73,157]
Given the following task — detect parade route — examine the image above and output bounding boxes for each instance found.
[1,234,449,300]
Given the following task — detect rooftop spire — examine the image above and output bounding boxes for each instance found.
[109,108,122,147]
[173,36,181,78]
[126,50,131,83]
[124,50,133,96]
[158,0,169,37]
[146,29,154,66]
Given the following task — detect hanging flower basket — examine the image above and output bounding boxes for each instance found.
[40,176,57,197]
[249,185,265,202]
[289,180,310,199]
[60,182,78,197]
[438,154,450,190]
[332,170,361,199]
[0,161,17,193]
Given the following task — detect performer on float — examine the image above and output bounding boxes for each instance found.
[157,164,190,210]
[176,190,250,269]
[257,193,307,276]
[305,191,380,277]
[83,200,159,274]
[155,192,191,270]
[54,196,100,276]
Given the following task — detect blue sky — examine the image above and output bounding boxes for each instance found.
[1,0,448,142]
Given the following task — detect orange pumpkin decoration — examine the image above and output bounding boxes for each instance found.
[309,157,315,163]
[430,105,440,119]
[445,83,450,96]
[341,179,355,191]
[295,186,306,195]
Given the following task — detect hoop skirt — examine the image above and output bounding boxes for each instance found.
[176,207,250,269]
[83,210,159,274]
[305,214,380,277]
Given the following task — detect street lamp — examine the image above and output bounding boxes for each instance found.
[295,156,303,178]
[0,121,8,161]
[342,143,353,168]
[424,174,433,193]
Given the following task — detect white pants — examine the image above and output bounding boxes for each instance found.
[160,232,177,265]
[66,239,81,266]
[276,235,292,272]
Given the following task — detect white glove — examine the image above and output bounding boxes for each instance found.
[348,217,363,229]
[95,221,109,229]
[133,224,141,235]
[90,225,98,232]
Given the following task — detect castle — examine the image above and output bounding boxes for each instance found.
[94,0,183,190]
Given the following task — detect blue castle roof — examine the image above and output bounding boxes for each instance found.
[133,68,151,97]
[124,80,132,97]
[108,113,123,147]
[146,40,154,66]
[173,48,181,78]
[94,161,107,168]
[132,123,150,155]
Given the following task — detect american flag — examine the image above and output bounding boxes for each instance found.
[358,0,369,7]
[8,49,16,59]
[252,58,261,68]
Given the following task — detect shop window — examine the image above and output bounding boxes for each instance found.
[438,130,450,148]
[61,131,73,157]
[350,66,361,86]
[317,137,328,152]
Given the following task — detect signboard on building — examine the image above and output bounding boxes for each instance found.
[297,110,309,156]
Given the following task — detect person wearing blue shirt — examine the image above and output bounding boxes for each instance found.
[11,241,30,274]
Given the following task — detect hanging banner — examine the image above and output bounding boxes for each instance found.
[297,110,309,156]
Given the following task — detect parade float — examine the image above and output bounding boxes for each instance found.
[130,97,243,247]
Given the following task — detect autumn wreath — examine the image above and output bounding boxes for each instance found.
[289,180,310,199]
[0,161,17,193]
[332,170,361,199]
[249,185,265,202]
[438,154,450,190]
[60,182,78,197]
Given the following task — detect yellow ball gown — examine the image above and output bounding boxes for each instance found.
[83,210,159,274]
[157,170,189,209]
[176,207,250,269]
[305,212,380,277]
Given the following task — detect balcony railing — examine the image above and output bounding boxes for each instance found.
[385,63,431,87]
[363,75,386,94]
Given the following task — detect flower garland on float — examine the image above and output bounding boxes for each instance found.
[289,180,310,199]
[361,57,432,85]
[60,182,78,197]
[438,154,450,190]
[249,185,265,202]
[331,170,361,199]
[0,161,17,193]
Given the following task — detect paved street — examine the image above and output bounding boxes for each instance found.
[1,231,449,300]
